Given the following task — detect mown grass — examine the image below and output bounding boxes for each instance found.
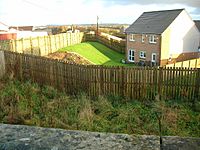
[0,79,199,137]
[59,42,132,66]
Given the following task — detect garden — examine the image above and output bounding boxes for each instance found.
[49,42,131,66]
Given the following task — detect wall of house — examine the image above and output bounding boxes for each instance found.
[126,33,161,65]
[0,33,17,40]
[168,10,199,54]
[160,10,200,66]
[16,31,48,39]
[160,28,171,65]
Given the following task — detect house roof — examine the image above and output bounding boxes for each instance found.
[9,26,33,31]
[194,20,200,32]
[125,9,184,34]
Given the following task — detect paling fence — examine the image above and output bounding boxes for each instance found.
[0,32,84,56]
[165,58,200,68]
[84,33,126,53]
[0,32,125,56]
[2,51,200,101]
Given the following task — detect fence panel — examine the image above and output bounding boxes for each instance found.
[3,51,200,101]
[0,32,84,56]
[165,58,200,68]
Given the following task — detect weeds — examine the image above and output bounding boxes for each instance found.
[0,79,199,137]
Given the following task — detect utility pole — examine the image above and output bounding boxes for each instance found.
[96,16,99,36]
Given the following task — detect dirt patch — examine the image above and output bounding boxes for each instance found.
[46,52,92,65]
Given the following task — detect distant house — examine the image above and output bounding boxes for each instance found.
[0,22,17,40]
[125,9,200,66]
[9,26,48,39]
[9,26,33,31]
[33,26,52,35]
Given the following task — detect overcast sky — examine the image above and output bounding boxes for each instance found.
[0,0,200,25]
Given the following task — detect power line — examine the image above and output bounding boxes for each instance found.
[22,0,52,11]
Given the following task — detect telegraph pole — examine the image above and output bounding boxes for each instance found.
[96,16,99,36]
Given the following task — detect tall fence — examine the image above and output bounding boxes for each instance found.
[3,51,200,101]
[0,32,84,56]
[85,33,126,53]
[165,58,200,68]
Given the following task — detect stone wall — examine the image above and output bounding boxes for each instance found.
[0,124,199,150]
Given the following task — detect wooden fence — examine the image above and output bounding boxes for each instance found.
[3,51,200,101]
[85,33,126,53]
[0,51,5,78]
[165,58,200,68]
[0,32,84,56]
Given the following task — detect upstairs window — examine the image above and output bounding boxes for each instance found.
[139,51,146,58]
[149,35,157,44]
[129,34,135,41]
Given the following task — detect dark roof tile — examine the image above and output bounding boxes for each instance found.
[125,9,184,34]
[194,20,200,32]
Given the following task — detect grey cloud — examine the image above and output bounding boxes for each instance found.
[193,8,200,14]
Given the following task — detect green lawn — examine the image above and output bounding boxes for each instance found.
[59,42,132,66]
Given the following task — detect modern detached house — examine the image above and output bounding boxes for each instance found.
[125,9,200,66]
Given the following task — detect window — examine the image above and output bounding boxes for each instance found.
[129,34,135,41]
[139,51,146,58]
[149,35,157,44]
[128,49,135,62]
[152,53,156,62]
[142,34,145,43]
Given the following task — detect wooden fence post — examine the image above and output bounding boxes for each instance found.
[30,37,33,54]
[37,37,41,56]
[0,51,5,79]
[194,68,200,99]
[18,54,23,81]
[158,67,163,100]
[120,66,125,97]
[195,59,197,68]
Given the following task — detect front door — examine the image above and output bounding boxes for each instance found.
[152,53,156,63]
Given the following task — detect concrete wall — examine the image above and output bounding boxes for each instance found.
[0,124,200,150]
[0,51,5,79]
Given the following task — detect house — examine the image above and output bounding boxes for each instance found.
[33,26,52,35]
[9,26,33,31]
[0,22,17,40]
[9,26,48,39]
[125,9,200,66]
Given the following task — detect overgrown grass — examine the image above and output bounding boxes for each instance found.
[0,79,199,137]
[59,42,132,66]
